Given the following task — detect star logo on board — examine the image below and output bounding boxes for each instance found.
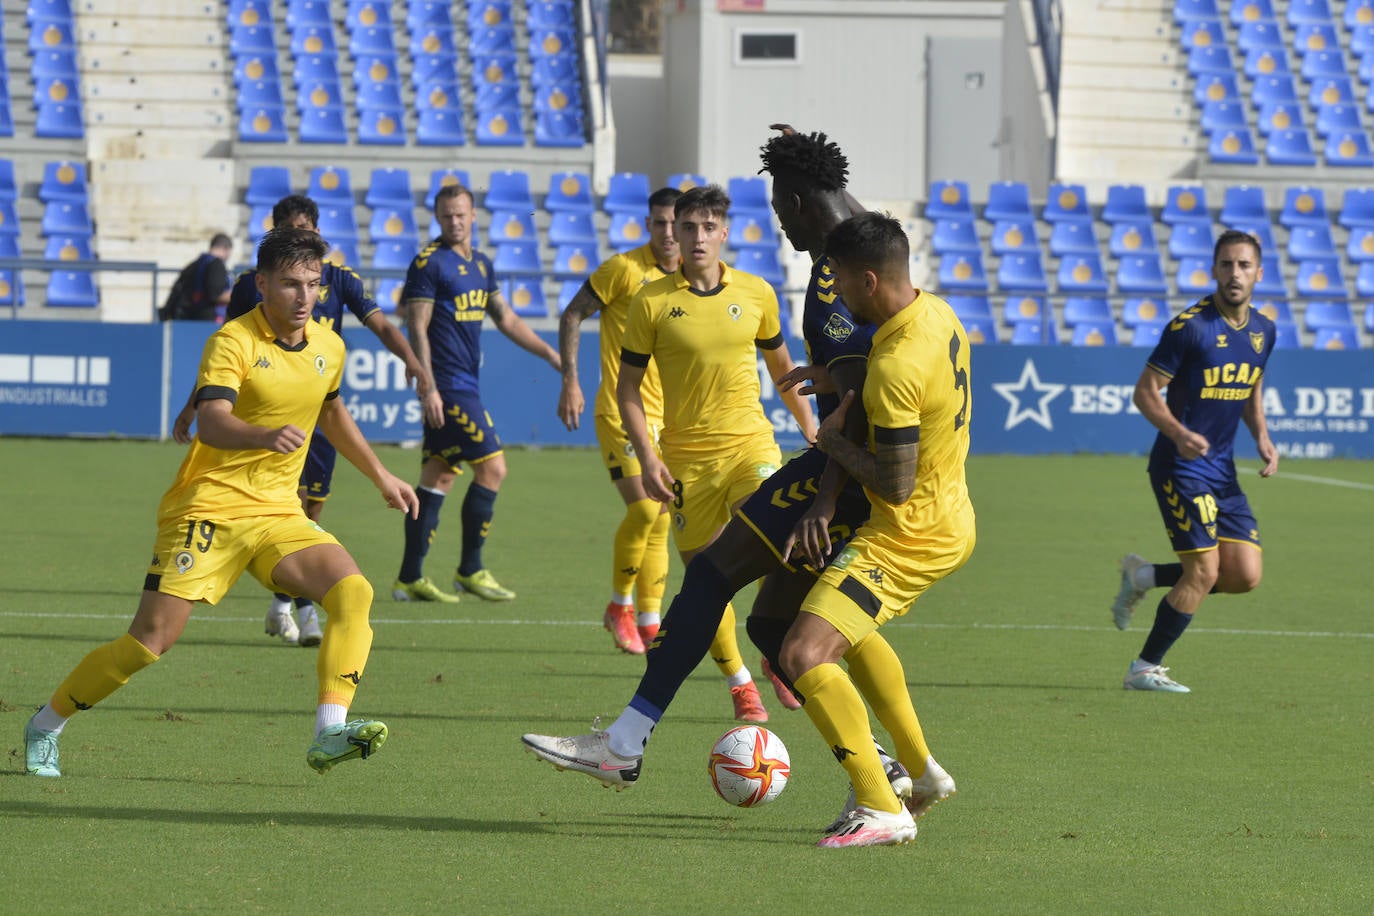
[992,359,1065,431]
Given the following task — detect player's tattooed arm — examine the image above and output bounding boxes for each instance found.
[814,390,917,505]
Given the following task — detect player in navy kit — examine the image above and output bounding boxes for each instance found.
[1111,229,1279,693]
[523,129,955,830]
[392,183,561,604]
[173,195,430,646]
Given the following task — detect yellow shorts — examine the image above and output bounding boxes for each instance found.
[666,438,781,554]
[146,512,341,605]
[595,413,662,481]
[800,532,976,645]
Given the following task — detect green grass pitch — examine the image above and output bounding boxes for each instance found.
[2,439,1371,912]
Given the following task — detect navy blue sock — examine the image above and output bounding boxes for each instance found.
[273,591,292,602]
[633,554,737,713]
[399,488,445,582]
[294,597,314,610]
[1152,563,1184,589]
[1139,596,1193,665]
[458,484,498,576]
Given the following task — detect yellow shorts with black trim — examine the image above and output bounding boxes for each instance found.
[665,438,781,554]
[594,413,663,481]
[800,532,976,645]
[146,512,341,605]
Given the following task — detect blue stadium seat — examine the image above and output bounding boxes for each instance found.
[308,166,353,205]
[1010,319,1057,345]
[997,253,1048,293]
[728,176,771,213]
[244,166,289,207]
[530,55,579,86]
[552,242,600,279]
[1176,256,1214,295]
[937,252,989,292]
[1270,322,1299,348]
[1071,322,1118,346]
[1200,100,1246,132]
[1365,302,1374,334]
[493,242,541,276]
[1048,221,1098,257]
[372,239,414,270]
[354,52,400,88]
[485,170,534,211]
[1280,186,1329,227]
[1357,262,1374,298]
[1187,45,1234,76]
[925,180,974,221]
[1351,24,1374,57]
[556,278,585,312]
[1063,296,1113,328]
[1347,227,1374,261]
[1132,321,1168,348]
[368,207,418,243]
[0,266,25,305]
[45,270,98,307]
[1314,103,1361,137]
[1162,186,1210,225]
[1057,254,1109,294]
[247,204,275,240]
[983,181,1033,222]
[475,108,525,145]
[1287,0,1334,26]
[1002,295,1046,325]
[534,110,586,147]
[1102,185,1150,223]
[0,102,11,140]
[44,234,92,260]
[289,25,337,56]
[1231,220,1276,254]
[529,28,577,58]
[1339,188,1374,228]
[930,219,980,255]
[1249,75,1298,108]
[1295,258,1345,297]
[1230,0,1275,24]
[1123,296,1169,327]
[374,277,404,313]
[604,172,651,215]
[416,81,462,112]
[1267,127,1318,165]
[32,75,78,109]
[1300,49,1346,82]
[406,0,452,28]
[1194,73,1239,105]
[729,211,778,249]
[349,26,395,56]
[414,53,460,87]
[286,0,331,29]
[1181,18,1226,49]
[229,23,276,56]
[502,277,549,317]
[1236,20,1284,51]
[347,1,392,29]
[41,200,92,236]
[545,171,593,212]
[474,81,520,110]
[489,209,537,244]
[1348,0,1374,28]
[667,173,708,192]
[39,160,87,203]
[989,219,1038,255]
[1313,325,1360,349]
[1168,222,1214,259]
[608,211,647,251]
[28,0,74,22]
[1220,185,1267,224]
[1108,221,1158,257]
[358,107,406,145]
[356,80,403,110]
[1117,255,1169,295]
[467,26,515,57]
[529,1,576,29]
[35,101,84,139]
[1256,256,1287,297]
[298,79,344,113]
[1210,127,1260,164]
[293,54,340,85]
[733,247,785,288]
[1288,224,1336,261]
[325,237,360,269]
[534,82,582,114]
[468,1,513,29]
[416,109,466,145]
[238,78,285,109]
[1253,298,1293,323]
[1175,0,1220,21]
[0,201,19,237]
[548,210,597,246]
[1043,183,1091,224]
[960,316,998,344]
[1326,132,1374,166]
[364,167,412,209]
[317,205,359,241]
[1304,300,1354,330]
[426,169,471,207]
[947,295,995,323]
[233,54,279,85]
[0,161,16,202]
[1308,76,1354,107]
[1255,101,1303,135]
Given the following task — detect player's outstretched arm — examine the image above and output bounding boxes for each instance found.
[317,396,419,518]
[1244,377,1279,478]
[763,344,818,443]
[557,284,600,430]
[488,291,562,373]
[814,391,917,505]
[1132,365,1209,459]
[364,311,432,398]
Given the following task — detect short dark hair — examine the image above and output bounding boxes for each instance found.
[647,186,682,210]
[824,211,909,275]
[272,194,319,229]
[759,130,849,192]
[210,233,233,250]
[256,227,328,274]
[435,183,475,210]
[1214,228,1262,264]
[674,184,731,221]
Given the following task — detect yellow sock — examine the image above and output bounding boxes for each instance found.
[50,632,159,718]
[795,663,900,813]
[317,575,374,708]
[709,602,744,679]
[845,633,931,776]
[636,511,670,616]
[612,499,659,600]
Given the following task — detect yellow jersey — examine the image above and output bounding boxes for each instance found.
[587,243,668,422]
[158,305,345,521]
[859,291,975,566]
[621,262,783,462]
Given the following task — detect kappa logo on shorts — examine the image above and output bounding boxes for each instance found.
[174,551,195,574]
[865,567,885,586]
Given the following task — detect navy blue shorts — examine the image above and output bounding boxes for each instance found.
[301,430,337,502]
[422,388,503,470]
[1148,467,1260,554]
[733,447,871,575]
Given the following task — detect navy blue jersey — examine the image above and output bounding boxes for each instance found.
[1145,296,1276,479]
[225,262,381,332]
[403,242,500,394]
[799,256,874,420]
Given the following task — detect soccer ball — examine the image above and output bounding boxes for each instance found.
[707,725,790,807]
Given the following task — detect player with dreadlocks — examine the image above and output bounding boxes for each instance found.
[523,127,956,836]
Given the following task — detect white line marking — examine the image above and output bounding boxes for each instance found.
[3,611,1370,639]
[1237,465,1374,491]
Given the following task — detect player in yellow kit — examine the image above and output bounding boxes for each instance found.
[24,228,419,778]
[558,187,680,655]
[780,212,976,848]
